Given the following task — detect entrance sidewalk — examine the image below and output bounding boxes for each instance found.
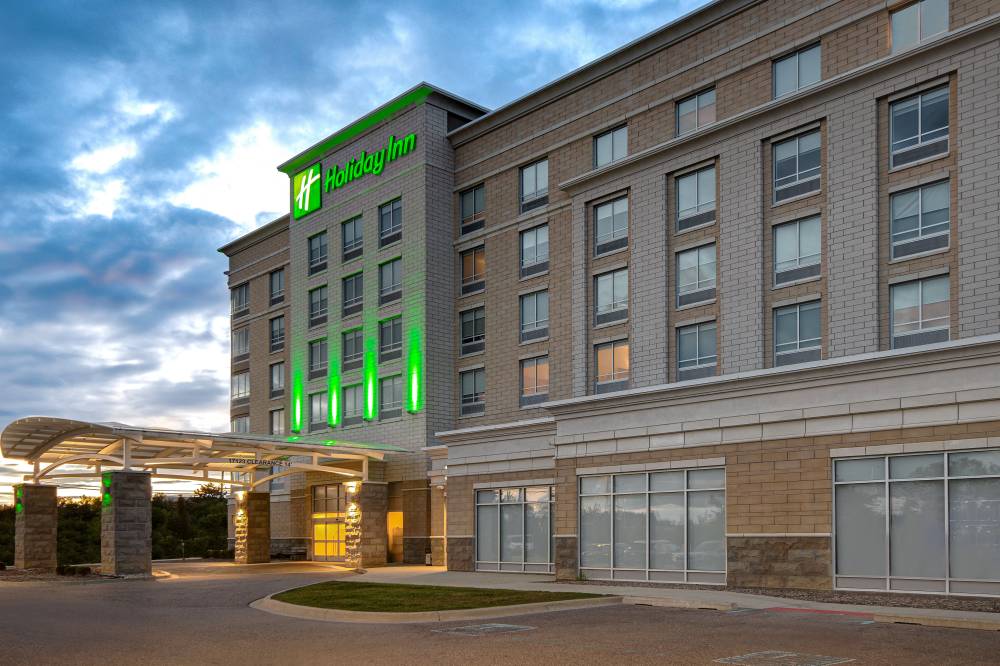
[353,566,1000,631]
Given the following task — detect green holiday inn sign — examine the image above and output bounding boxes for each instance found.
[292,133,416,219]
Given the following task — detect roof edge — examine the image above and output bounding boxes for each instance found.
[217,214,290,256]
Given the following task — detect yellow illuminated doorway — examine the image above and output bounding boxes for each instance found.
[387,511,404,563]
[312,484,346,561]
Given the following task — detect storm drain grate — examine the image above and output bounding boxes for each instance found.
[715,651,855,665]
[433,623,536,637]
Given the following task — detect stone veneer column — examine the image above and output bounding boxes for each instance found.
[344,482,388,570]
[554,537,578,581]
[101,471,152,576]
[234,491,270,564]
[14,484,58,570]
[429,485,446,566]
[402,483,431,564]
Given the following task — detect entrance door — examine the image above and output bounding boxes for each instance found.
[312,484,346,561]
[387,511,404,562]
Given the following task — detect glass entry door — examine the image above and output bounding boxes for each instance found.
[312,484,346,561]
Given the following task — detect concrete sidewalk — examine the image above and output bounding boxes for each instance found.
[353,566,1000,631]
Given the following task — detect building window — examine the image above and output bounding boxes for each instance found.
[460,184,485,234]
[520,224,549,278]
[833,449,1000,595]
[342,215,363,261]
[774,300,822,366]
[308,338,328,379]
[231,371,250,401]
[773,130,821,202]
[379,375,403,418]
[379,258,402,305]
[595,339,629,392]
[308,231,328,275]
[890,86,949,168]
[891,0,948,53]
[379,198,402,246]
[594,269,628,325]
[230,283,249,315]
[269,269,285,305]
[269,362,284,398]
[379,317,402,362]
[676,165,716,231]
[677,321,717,381]
[461,246,485,294]
[891,180,950,259]
[773,216,821,285]
[269,409,285,436]
[520,356,549,407]
[519,290,549,342]
[579,468,725,583]
[308,286,328,327]
[232,327,249,360]
[342,328,363,370]
[309,392,327,430]
[520,158,548,212]
[460,307,485,356]
[594,196,628,256]
[476,486,554,573]
[676,88,715,136]
[773,43,821,99]
[231,416,249,434]
[594,125,627,168]
[676,244,716,307]
[268,316,284,353]
[891,275,950,348]
[342,384,363,424]
[342,273,363,317]
[460,368,486,415]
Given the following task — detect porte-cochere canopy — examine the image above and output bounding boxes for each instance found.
[1,416,407,489]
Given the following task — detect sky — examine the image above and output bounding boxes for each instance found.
[0,0,707,501]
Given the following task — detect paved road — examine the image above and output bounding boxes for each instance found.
[1,561,997,665]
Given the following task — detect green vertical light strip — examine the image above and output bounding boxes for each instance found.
[101,473,112,507]
[14,486,23,514]
[406,326,423,413]
[290,366,304,433]
[363,335,378,420]
[328,360,342,427]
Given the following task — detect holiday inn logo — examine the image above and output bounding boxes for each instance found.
[292,163,322,220]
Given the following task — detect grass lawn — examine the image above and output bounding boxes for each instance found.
[272,581,603,613]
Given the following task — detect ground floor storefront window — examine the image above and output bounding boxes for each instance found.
[578,468,725,583]
[312,483,346,561]
[475,486,554,572]
[835,450,1000,595]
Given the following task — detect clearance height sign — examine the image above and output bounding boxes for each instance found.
[292,133,417,220]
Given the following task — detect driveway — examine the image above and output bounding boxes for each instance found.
[1,561,997,665]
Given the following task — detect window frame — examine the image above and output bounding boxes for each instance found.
[773,300,822,363]
[269,409,285,436]
[890,275,950,349]
[342,273,363,316]
[460,367,486,415]
[773,215,822,285]
[772,129,822,203]
[889,86,950,169]
[460,184,486,234]
[519,158,549,212]
[594,339,630,390]
[520,224,549,277]
[342,384,363,423]
[890,179,950,259]
[676,243,717,307]
[379,375,403,417]
[594,268,629,325]
[593,196,629,256]
[378,198,403,246]
[308,337,328,378]
[269,362,285,397]
[594,125,628,169]
[230,283,249,315]
[269,269,285,304]
[379,316,403,361]
[677,321,718,372]
[519,290,549,341]
[309,391,327,429]
[308,286,328,327]
[772,43,821,99]
[342,215,363,260]
[231,327,249,359]
[379,257,402,304]
[460,306,486,355]
[890,0,949,53]
[461,246,486,294]
[269,316,285,352]
[675,88,716,136]
[520,355,550,406]
[342,328,364,369]
[675,165,717,230]
[231,371,250,401]
[308,231,328,274]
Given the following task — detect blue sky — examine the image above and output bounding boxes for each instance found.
[0,0,706,498]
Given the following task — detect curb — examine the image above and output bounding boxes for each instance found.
[872,611,1000,631]
[250,594,624,624]
[624,595,735,611]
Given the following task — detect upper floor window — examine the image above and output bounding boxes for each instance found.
[676,244,716,307]
[773,130,821,203]
[891,0,948,53]
[342,273,363,317]
[774,300,822,366]
[676,165,716,231]
[309,391,327,429]
[379,316,402,362]
[308,286,328,327]
[308,338,328,378]
[269,409,284,436]
[594,268,628,326]
[676,88,715,136]
[890,86,949,168]
[520,159,549,212]
[773,44,820,99]
[460,184,485,234]
[342,329,363,370]
[891,180,950,259]
[677,321,717,378]
[380,375,403,417]
[891,274,950,348]
[773,216,821,285]
[595,339,629,391]
[231,371,250,400]
[460,368,486,416]
[379,198,402,246]
[269,316,285,352]
[269,362,285,396]
[231,416,249,434]
[594,126,627,168]
[520,355,549,406]
[231,283,249,315]
[232,327,249,359]
[594,196,628,256]
[269,269,284,305]
[460,307,485,356]
[379,258,402,305]
[308,231,328,275]
[461,246,485,294]
[342,215,363,261]
[342,384,363,424]
[520,290,549,342]
[520,224,549,278]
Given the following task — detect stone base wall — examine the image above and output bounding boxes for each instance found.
[404,536,430,564]
[430,535,446,566]
[271,538,309,559]
[101,471,152,576]
[402,482,431,564]
[555,536,578,581]
[727,536,832,590]
[345,482,388,569]
[235,492,271,564]
[14,484,58,570]
[446,536,474,571]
